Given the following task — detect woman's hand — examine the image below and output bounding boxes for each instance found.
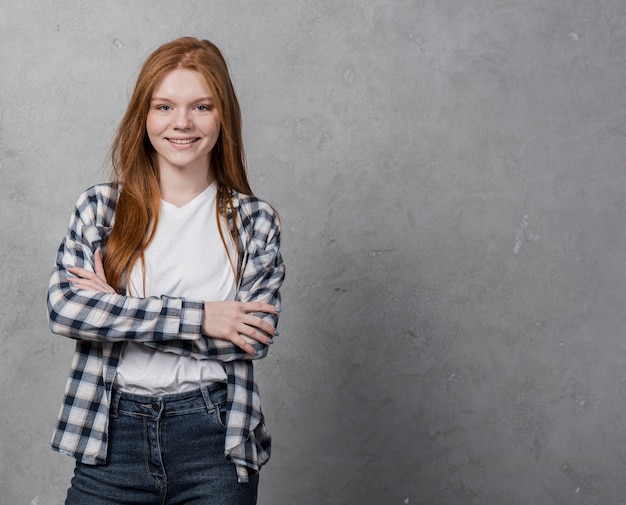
[67,249,116,294]
[203,301,279,356]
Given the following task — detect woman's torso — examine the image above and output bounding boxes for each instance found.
[115,183,235,394]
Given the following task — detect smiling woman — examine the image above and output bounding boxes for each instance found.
[147,68,222,203]
[46,37,285,505]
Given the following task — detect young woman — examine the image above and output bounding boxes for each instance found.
[47,37,285,504]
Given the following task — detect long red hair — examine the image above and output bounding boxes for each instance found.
[104,37,251,291]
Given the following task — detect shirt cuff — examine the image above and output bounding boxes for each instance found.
[161,297,204,340]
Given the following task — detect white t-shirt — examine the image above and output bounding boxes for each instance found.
[115,183,234,394]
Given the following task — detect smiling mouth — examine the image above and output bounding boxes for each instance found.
[167,138,199,145]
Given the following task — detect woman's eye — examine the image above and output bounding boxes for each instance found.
[157,105,172,112]
[196,104,212,111]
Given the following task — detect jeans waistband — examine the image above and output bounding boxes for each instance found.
[111,383,227,419]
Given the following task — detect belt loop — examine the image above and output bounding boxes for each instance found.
[110,389,121,418]
[200,386,215,411]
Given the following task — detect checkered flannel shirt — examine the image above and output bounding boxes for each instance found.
[47,183,285,483]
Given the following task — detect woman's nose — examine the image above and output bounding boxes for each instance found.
[173,109,192,129]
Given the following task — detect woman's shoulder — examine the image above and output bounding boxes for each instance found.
[75,182,120,205]
[234,191,277,217]
[232,190,281,236]
[80,182,120,198]
[72,182,120,222]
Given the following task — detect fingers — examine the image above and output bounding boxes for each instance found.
[67,267,101,283]
[202,301,281,356]
[67,274,116,294]
[94,249,107,282]
[240,303,281,337]
[222,316,277,345]
[67,275,102,292]
[240,312,276,337]
[231,334,259,357]
[239,301,281,316]
[67,257,116,294]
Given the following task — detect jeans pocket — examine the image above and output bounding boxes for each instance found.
[214,399,228,431]
[207,387,228,431]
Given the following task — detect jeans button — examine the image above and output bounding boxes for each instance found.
[151,402,160,411]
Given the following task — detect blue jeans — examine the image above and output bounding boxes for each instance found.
[65,385,258,505]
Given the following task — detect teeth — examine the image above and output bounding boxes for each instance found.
[169,138,196,144]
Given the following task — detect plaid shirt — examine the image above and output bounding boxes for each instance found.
[47,183,285,483]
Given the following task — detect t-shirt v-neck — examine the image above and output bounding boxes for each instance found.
[160,184,214,217]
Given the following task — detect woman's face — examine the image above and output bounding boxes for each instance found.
[146,68,220,177]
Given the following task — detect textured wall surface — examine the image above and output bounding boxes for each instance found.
[2,1,626,504]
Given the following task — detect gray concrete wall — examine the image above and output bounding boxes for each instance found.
[2,0,626,503]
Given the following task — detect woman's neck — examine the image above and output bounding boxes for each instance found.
[159,166,213,208]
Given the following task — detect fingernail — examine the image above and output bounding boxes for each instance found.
[274,330,280,337]
[268,338,274,344]
[275,307,282,313]
[254,350,261,357]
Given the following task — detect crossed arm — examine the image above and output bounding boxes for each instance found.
[65,250,278,357]
[48,187,284,361]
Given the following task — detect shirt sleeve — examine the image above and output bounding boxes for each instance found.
[47,186,204,343]
[234,201,285,358]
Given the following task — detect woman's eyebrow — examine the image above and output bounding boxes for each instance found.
[150,96,214,102]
